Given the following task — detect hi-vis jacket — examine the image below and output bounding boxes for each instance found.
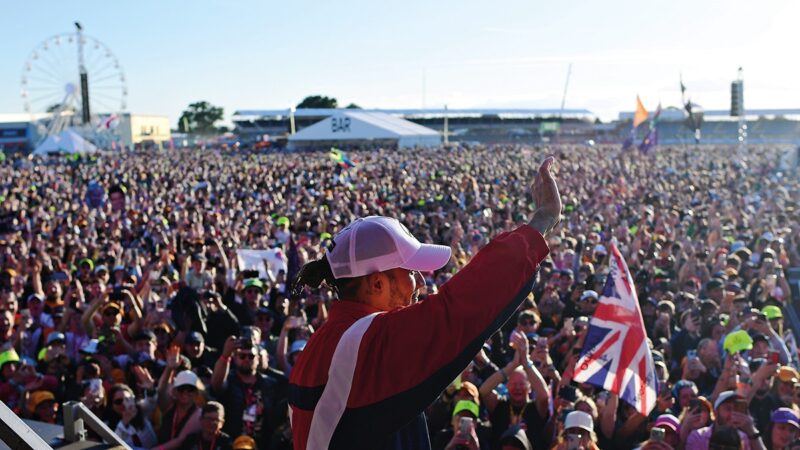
[288,226,549,450]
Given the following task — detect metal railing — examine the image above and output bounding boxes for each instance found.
[0,400,130,450]
[62,401,130,449]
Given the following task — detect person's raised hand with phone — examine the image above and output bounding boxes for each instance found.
[679,404,705,443]
[221,335,238,359]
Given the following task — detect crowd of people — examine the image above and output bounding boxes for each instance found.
[0,143,798,450]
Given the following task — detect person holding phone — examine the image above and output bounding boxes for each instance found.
[211,334,286,445]
[106,384,158,449]
[288,158,560,450]
[685,391,765,450]
[432,399,485,450]
[551,411,598,450]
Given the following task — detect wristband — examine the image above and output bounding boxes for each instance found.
[219,355,231,364]
[523,359,534,370]
[748,432,760,440]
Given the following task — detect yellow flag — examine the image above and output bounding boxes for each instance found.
[633,96,649,128]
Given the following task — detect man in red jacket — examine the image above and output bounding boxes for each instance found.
[289,157,562,450]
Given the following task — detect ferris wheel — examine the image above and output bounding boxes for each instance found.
[20,23,127,145]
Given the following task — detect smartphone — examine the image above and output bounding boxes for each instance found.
[688,398,701,411]
[768,351,780,365]
[51,271,69,282]
[149,270,160,281]
[566,433,582,450]
[733,399,748,414]
[687,350,697,360]
[458,416,472,437]
[241,270,260,279]
[650,427,665,442]
[88,378,103,397]
[241,326,256,346]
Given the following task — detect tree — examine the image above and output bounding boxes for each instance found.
[178,101,224,134]
[345,103,362,109]
[296,95,338,109]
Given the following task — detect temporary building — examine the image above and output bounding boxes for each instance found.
[33,129,98,155]
[288,111,441,149]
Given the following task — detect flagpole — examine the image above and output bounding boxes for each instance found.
[736,67,747,154]
[443,104,449,145]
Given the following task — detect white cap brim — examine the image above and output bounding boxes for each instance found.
[400,243,452,272]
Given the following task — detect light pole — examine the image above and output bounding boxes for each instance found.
[76,21,91,124]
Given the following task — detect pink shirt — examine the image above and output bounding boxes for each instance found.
[685,425,752,450]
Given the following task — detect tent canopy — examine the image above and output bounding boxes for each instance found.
[33,129,98,155]
[288,111,441,148]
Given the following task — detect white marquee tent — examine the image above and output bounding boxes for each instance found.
[33,129,98,155]
[288,111,441,148]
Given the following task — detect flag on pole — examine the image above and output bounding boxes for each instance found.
[329,147,356,168]
[573,243,657,416]
[639,102,662,154]
[623,96,648,150]
[633,96,649,128]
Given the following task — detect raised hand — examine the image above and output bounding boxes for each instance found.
[529,157,562,236]
[131,365,155,390]
[166,346,182,370]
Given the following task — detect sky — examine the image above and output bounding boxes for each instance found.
[1,0,798,126]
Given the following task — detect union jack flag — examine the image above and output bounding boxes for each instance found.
[573,243,657,416]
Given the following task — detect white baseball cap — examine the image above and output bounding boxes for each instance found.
[173,370,204,390]
[326,216,452,279]
[714,390,740,410]
[564,410,594,433]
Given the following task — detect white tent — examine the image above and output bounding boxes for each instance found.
[33,129,98,155]
[288,111,441,148]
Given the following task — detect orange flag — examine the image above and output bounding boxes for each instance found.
[633,96,649,128]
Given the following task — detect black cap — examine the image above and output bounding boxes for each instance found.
[751,333,769,344]
[133,330,156,342]
[558,385,579,402]
[186,332,204,344]
[700,299,718,311]
[706,279,724,291]
[257,301,273,316]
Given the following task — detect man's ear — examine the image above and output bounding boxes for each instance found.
[365,272,385,295]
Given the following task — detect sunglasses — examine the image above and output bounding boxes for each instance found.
[519,320,535,326]
[237,352,255,360]
[113,398,127,406]
[177,385,198,394]
[104,309,120,316]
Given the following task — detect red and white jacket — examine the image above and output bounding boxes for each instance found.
[289,225,549,449]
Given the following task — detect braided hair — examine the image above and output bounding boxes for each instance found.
[292,254,360,300]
